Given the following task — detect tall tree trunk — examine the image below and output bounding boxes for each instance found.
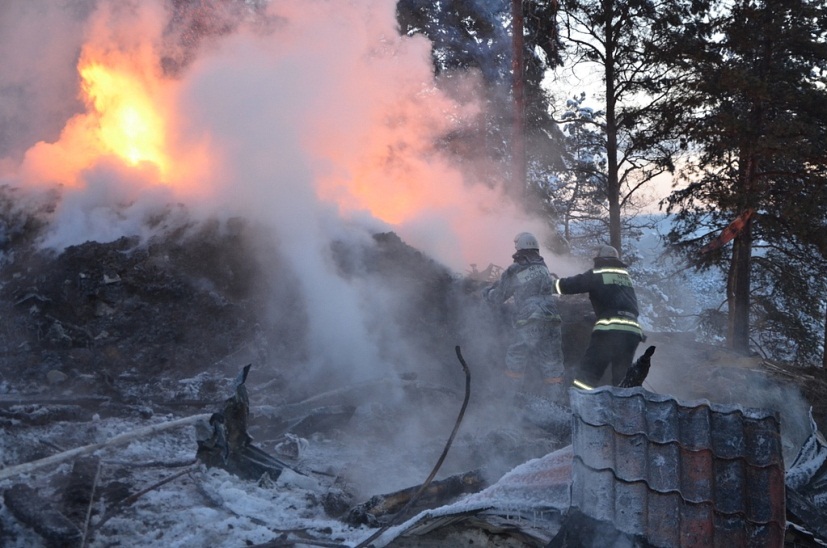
[726,146,758,354]
[727,219,752,354]
[606,108,621,251]
[603,4,621,251]
[511,0,526,201]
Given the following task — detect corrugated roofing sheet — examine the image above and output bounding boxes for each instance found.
[569,386,786,548]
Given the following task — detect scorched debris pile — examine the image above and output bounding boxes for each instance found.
[1,208,826,546]
[0,212,571,546]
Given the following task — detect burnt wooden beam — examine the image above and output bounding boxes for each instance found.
[345,469,487,526]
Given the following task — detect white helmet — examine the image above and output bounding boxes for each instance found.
[514,232,539,251]
[595,244,619,259]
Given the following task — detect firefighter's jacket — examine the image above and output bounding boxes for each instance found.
[485,251,561,327]
[555,257,643,338]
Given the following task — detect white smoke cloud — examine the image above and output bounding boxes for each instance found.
[1,0,556,263]
[153,0,553,384]
[0,0,564,419]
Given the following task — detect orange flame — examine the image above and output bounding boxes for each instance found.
[20,40,213,193]
[79,60,169,175]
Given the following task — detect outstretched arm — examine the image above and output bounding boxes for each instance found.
[555,270,592,295]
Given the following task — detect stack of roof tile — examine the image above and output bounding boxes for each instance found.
[569,387,786,547]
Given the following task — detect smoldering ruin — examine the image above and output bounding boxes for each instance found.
[0,206,576,546]
[1,205,826,547]
[1,0,826,543]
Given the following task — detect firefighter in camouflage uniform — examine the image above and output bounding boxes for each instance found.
[555,244,644,390]
[484,232,566,404]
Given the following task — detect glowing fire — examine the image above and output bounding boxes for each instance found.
[19,40,215,191]
[78,56,170,176]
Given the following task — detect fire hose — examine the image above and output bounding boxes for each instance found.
[354,345,472,548]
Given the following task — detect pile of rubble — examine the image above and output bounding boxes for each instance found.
[0,215,578,546]
[1,211,825,547]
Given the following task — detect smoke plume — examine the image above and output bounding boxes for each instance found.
[0,0,563,488]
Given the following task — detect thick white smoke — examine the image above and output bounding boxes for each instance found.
[0,0,557,396]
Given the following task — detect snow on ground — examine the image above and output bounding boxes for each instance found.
[1,410,375,547]
[0,368,572,547]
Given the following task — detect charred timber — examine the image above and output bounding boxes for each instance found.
[345,469,487,526]
[196,364,296,481]
[618,345,656,388]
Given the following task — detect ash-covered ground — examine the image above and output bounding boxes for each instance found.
[1,206,824,547]
[0,213,581,547]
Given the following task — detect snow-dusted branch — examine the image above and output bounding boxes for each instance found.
[0,413,210,482]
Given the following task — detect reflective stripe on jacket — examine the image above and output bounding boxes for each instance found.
[554,257,643,338]
[593,317,643,336]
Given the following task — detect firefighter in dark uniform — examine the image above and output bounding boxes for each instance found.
[555,244,644,389]
[484,232,566,404]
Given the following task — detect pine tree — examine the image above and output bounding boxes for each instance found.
[544,92,608,249]
[662,0,827,361]
[555,0,683,251]
[396,0,566,205]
